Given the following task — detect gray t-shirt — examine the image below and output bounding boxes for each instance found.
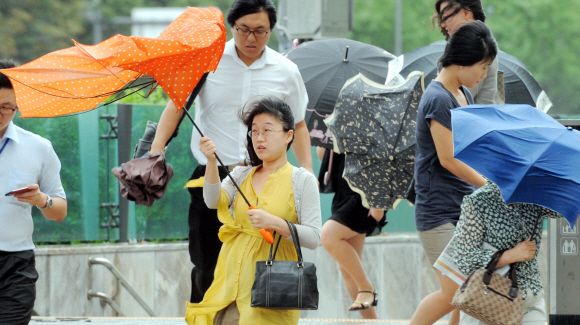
[413,81,476,231]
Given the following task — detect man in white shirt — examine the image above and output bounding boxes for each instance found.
[150,0,312,303]
[0,60,67,324]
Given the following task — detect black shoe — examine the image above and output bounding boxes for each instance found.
[348,290,378,311]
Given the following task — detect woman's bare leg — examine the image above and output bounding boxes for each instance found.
[321,220,378,319]
[449,308,460,325]
[408,269,460,325]
[339,234,378,319]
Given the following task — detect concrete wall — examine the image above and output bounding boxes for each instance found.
[34,233,548,319]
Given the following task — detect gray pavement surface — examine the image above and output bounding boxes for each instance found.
[30,317,449,325]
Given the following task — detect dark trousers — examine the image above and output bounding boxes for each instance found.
[188,164,229,303]
[0,250,38,325]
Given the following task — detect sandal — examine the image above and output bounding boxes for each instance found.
[348,290,378,311]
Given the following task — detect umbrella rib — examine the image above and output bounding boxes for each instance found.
[508,128,574,202]
[392,79,419,157]
[102,79,158,105]
[74,41,127,86]
[10,75,145,100]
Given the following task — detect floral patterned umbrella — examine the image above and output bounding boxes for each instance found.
[0,6,226,117]
[324,71,424,209]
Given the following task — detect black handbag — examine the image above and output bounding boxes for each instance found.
[251,220,319,310]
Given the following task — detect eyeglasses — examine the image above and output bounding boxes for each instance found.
[234,25,269,38]
[0,107,17,115]
[248,129,284,138]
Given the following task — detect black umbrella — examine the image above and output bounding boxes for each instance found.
[325,71,424,209]
[388,40,552,112]
[286,38,396,148]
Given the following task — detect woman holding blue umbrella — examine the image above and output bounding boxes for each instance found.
[409,21,497,325]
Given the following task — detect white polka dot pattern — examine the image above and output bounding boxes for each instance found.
[0,7,226,118]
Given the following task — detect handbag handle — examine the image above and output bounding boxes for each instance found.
[267,220,304,264]
[481,250,520,298]
[267,232,283,263]
[287,221,305,263]
[484,250,505,271]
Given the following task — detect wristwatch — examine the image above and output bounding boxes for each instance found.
[37,195,53,210]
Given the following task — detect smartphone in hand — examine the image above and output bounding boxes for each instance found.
[5,187,32,196]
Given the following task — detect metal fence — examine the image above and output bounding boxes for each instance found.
[15,103,415,243]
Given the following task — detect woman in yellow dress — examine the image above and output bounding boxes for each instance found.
[185,96,322,325]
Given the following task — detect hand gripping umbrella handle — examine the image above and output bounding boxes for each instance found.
[179,99,274,245]
[249,205,274,244]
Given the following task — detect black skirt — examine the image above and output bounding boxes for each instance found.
[320,150,383,235]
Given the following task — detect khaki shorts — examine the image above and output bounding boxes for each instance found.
[417,222,456,266]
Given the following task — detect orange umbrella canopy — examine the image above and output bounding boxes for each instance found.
[1,6,226,118]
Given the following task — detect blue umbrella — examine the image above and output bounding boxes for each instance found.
[452,104,580,227]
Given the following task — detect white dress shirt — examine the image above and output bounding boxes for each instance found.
[190,39,308,166]
[0,122,66,252]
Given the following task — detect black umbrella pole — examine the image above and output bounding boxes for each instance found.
[181,108,275,244]
[181,108,253,207]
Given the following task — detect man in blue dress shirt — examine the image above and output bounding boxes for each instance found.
[0,60,67,324]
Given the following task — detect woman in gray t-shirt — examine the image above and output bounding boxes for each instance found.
[409,21,497,325]
[435,0,499,105]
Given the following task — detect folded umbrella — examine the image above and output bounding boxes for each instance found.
[325,71,424,209]
[452,104,580,227]
[112,152,174,207]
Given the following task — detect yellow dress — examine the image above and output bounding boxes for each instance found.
[185,162,300,325]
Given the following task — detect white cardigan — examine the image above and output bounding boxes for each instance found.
[203,165,322,250]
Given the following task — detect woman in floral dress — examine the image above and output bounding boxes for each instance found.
[454,181,561,324]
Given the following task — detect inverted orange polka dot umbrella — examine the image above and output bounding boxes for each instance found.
[0,6,226,118]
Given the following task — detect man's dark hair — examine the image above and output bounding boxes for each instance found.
[226,0,277,29]
[0,60,15,89]
[440,20,497,68]
[433,0,486,38]
[241,96,295,166]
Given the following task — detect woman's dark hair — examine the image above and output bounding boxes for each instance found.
[226,0,277,29]
[0,60,15,89]
[241,96,295,166]
[432,0,486,38]
[440,20,497,68]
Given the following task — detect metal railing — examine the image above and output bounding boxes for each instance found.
[87,290,125,316]
[88,256,157,316]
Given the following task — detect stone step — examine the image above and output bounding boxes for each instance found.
[30,317,449,325]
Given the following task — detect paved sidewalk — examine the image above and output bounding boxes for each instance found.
[30,317,448,325]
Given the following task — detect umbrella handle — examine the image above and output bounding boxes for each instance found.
[249,205,274,244]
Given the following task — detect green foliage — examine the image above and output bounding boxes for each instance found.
[117,87,169,105]
[0,0,86,63]
[483,0,580,115]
